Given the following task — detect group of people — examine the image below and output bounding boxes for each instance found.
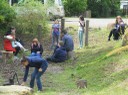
[2,15,125,92]
[3,20,74,91]
[3,27,46,91]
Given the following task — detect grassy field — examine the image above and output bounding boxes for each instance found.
[0,24,128,95]
[33,26,128,95]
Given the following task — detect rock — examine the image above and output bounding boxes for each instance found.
[0,85,33,95]
[122,32,128,46]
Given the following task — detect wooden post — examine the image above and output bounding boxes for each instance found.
[85,20,89,46]
[37,25,42,42]
[61,18,65,31]
[9,0,12,6]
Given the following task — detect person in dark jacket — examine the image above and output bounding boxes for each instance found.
[31,38,43,55]
[46,41,67,63]
[60,29,74,59]
[21,53,48,91]
[61,29,74,52]
[108,16,125,41]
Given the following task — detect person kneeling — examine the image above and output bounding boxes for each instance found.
[46,41,67,63]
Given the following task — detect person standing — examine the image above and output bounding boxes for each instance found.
[21,54,48,91]
[51,19,61,49]
[78,15,85,49]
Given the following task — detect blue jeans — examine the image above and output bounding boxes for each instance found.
[30,63,48,91]
[51,34,59,49]
[78,30,84,48]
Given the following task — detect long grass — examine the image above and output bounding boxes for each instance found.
[33,26,128,95]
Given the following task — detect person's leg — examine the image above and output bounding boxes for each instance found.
[80,31,84,48]
[108,29,115,41]
[78,30,81,48]
[51,35,55,49]
[79,31,83,48]
[46,56,59,63]
[56,35,59,45]
[15,41,27,51]
[30,68,38,89]
[14,46,20,56]
[36,63,48,91]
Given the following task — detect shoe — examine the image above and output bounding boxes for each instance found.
[108,38,110,41]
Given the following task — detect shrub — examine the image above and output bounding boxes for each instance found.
[0,0,16,30]
[11,0,49,39]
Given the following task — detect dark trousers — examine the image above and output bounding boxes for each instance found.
[108,29,120,40]
[46,56,63,63]
[13,46,20,56]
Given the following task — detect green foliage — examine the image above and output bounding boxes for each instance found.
[12,0,49,37]
[0,0,16,29]
[62,0,87,16]
[87,0,121,17]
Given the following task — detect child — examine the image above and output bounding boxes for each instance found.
[11,30,28,52]
[51,19,61,49]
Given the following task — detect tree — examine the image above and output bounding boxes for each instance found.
[0,0,16,29]
[62,0,87,16]
[87,0,120,17]
[12,0,49,37]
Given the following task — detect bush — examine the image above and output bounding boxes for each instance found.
[11,0,49,40]
[0,0,16,29]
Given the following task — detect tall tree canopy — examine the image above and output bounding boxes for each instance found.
[0,0,16,29]
[87,0,120,17]
[62,0,87,16]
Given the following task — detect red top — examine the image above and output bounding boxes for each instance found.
[4,35,16,52]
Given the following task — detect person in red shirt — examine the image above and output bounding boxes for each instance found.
[4,27,16,52]
[4,27,21,58]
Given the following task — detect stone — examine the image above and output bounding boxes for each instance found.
[0,85,33,95]
[122,32,128,46]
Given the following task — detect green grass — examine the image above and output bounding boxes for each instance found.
[33,27,128,95]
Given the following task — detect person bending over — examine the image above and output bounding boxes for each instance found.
[21,54,48,91]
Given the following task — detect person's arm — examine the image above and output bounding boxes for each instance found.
[79,21,85,27]
[4,35,13,40]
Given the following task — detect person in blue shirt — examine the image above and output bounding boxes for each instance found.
[61,29,74,52]
[46,41,67,63]
[21,53,48,91]
[108,16,125,41]
[51,19,61,49]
